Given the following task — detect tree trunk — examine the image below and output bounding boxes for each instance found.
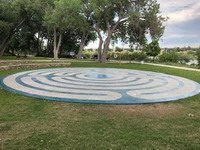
[0,33,14,57]
[46,38,50,56]
[77,33,88,59]
[77,42,85,59]
[0,44,5,57]
[38,35,44,55]
[0,18,25,57]
[98,38,103,62]
[53,27,62,60]
[53,27,57,59]
[0,45,6,57]
[100,33,112,63]
[36,34,40,55]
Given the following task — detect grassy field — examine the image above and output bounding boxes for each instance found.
[0,62,200,150]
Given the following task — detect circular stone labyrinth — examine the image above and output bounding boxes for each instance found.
[0,68,200,105]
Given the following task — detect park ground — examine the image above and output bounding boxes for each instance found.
[0,59,200,150]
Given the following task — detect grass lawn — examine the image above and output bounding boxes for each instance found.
[0,62,200,150]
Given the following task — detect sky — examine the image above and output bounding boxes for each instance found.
[86,0,200,49]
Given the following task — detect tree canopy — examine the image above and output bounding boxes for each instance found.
[0,0,166,61]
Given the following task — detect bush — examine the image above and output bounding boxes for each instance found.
[132,52,148,61]
[196,49,200,65]
[145,40,161,58]
[115,47,123,52]
[108,51,147,61]
[159,51,191,63]
[82,50,96,59]
[108,52,126,60]
[178,53,191,63]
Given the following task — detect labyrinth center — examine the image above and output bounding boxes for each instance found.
[0,68,200,104]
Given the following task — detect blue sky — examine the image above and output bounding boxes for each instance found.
[86,0,200,49]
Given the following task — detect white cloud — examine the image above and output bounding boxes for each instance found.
[158,0,200,23]
[158,0,199,13]
[168,3,200,23]
[169,34,199,38]
[157,0,200,47]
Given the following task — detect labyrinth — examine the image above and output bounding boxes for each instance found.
[0,68,200,104]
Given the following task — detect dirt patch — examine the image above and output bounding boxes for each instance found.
[77,103,184,120]
[50,102,184,121]
[0,120,63,144]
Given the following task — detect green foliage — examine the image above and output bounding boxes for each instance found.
[44,0,81,31]
[0,0,166,60]
[131,52,148,61]
[145,40,161,57]
[115,47,123,52]
[0,0,44,37]
[117,0,167,47]
[159,51,191,63]
[179,53,192,63]
[196,49,200,65]
[109,51,147,61]
[0,0,53,56]
[82,50,96,59]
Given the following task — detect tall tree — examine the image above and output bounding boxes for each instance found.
[0,0,44,57]
[44,0,81,60]
[86,0,166,63]
[76,8,96,59]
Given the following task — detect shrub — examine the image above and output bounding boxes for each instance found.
[178,53,191,63]
[108,51,147,61]
[196,49,200,65]
[159,51,191,63]
[108,52,128,60]
[115,47,123,52]
[82,50,96,59]
[145,40,161,58]
[132,52,147,61]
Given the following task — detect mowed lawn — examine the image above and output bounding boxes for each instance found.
[0,62,200,150]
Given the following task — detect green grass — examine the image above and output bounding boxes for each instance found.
[0,62,200,150]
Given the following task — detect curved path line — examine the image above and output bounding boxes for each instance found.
[109,60,200,72]
[143,63,200,72]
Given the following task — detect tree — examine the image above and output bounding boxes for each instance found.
[86,0,130,63]
[7,4,48,57]
[145,40,161,60]
[85,0,166,63]
[44,0,81,60]
[0,0,45,57]
[76,0,96,59]
[8,25,36,56]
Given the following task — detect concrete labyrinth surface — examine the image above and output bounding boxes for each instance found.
[0,68,200,104]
